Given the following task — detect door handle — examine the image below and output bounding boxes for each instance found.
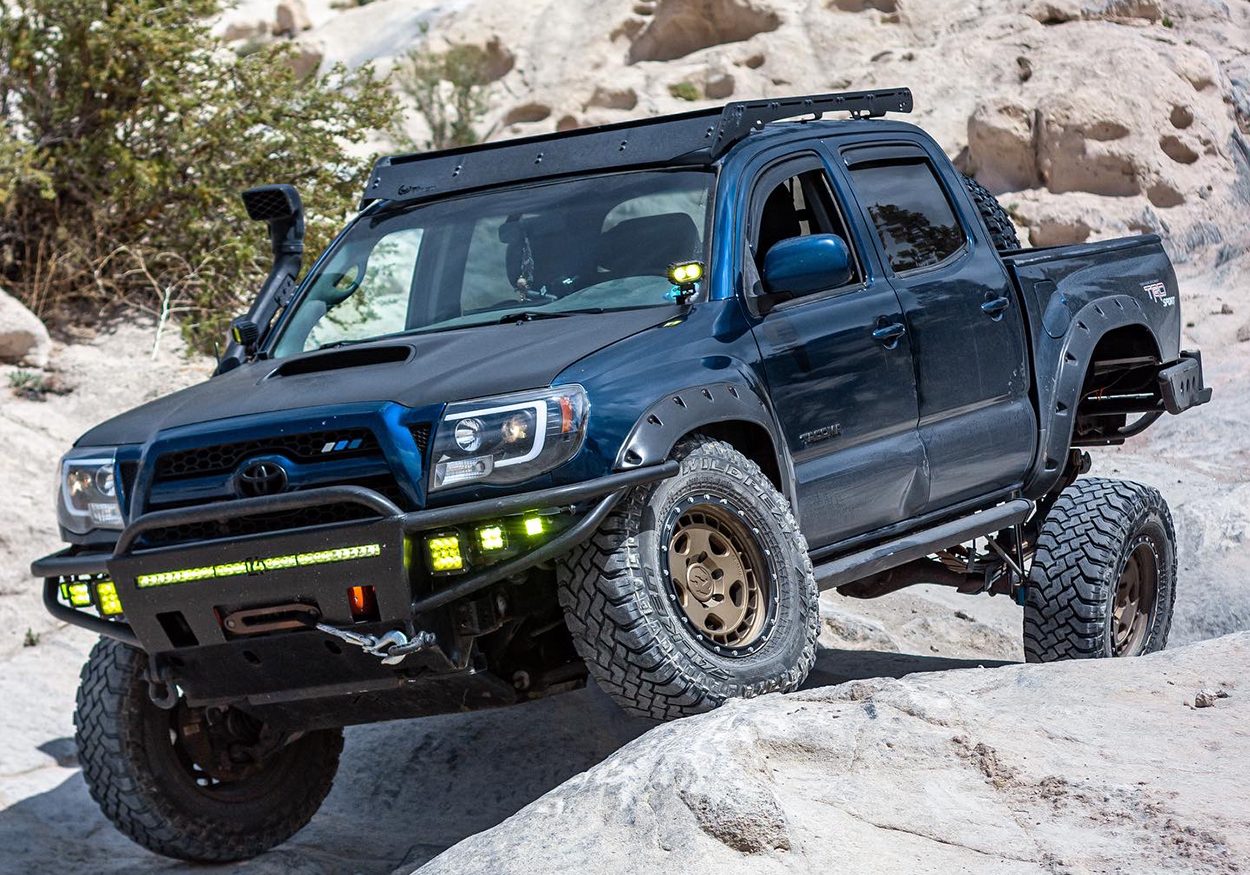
[982,294,1011,319]
[872,319,906,349]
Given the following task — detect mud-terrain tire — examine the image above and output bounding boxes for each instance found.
[962,174,1021,252]
[557,436,819,720]
[1024,478,1176,662]
[75,637,343,862]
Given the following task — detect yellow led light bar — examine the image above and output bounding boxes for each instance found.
[523,516,545,537]
[427,534,463,572]
[135,543,382,589]
[479,525,506,551]
[95,580,123,616]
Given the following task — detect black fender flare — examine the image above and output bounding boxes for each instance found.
[1025,294,1160,498]
[613,381,799,516]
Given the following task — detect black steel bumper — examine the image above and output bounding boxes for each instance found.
[1158,349,1213,415]
[32,462,678,651]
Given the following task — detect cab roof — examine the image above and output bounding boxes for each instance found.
[361,88,914,209]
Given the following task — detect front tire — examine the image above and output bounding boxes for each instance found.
[557,437,819,720]
[1024,478,1176,662]
[75,638,343,862]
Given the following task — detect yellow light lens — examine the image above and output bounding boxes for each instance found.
[95,580,123,616]
[667,261,704,285]
[64,582,92,607]
[524,516,545,537]
[479,525,506,551]
[135,543,383,588]
[427,534,464,571]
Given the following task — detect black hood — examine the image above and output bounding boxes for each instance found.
[78,309,672,447]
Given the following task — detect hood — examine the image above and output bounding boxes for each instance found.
[78,308,673,447]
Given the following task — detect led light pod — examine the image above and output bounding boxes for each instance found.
[427,534,464,572]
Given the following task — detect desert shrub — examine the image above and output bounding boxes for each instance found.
[0,0,397,352]
[668,81,701,102]
[394,43,493,150]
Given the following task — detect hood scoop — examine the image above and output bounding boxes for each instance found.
[268,344,412,378]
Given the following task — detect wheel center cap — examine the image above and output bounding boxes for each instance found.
[686,563,716,601]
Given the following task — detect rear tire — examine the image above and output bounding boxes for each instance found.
[557,436,819,720]
[75,637,343,862]
[962,174,1021,252]
[1024,478,1176,662]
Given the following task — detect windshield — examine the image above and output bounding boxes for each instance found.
[271,169,714,356]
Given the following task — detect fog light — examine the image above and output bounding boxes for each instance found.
[95,580,123,616]
[479,525,506,551]
[523,516,545,537]
[61,581,92,607]
[427,534,464,572]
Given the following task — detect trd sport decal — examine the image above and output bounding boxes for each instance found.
[1143,281,1175,308]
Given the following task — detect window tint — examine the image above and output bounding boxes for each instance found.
[850,161,964,272]
[753,167,859,285]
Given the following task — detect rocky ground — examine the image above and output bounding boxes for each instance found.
[416,633,1249,875]
[0,0,1248,870]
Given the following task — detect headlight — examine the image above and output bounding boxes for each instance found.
[58,447,124,534]
[429,386,589,492]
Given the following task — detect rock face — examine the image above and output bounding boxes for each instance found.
[214,0,1250,270]
[0,288,50,368]
[416,634,1250,874]
[274,0,313,37]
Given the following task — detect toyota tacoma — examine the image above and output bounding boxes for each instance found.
[32,89,1211,861]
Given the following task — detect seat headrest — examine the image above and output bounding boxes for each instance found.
[599,213,701,277]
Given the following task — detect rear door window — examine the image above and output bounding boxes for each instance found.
[848,161,965,273]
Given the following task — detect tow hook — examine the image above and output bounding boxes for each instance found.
[314,623,436,666]
[145,661,179,710]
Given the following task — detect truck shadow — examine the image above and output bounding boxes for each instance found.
[805,647,1016,688]
[0,644,1014,874]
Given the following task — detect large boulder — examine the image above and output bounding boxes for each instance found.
[0,289,50,368]
[415,634,1250,874]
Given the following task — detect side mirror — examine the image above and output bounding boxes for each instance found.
[760,234,853,304]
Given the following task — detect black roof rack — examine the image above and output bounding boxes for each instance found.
[361,88,912,208]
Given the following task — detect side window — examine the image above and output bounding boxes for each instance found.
[752,166,860,285]
[849,161,964,273]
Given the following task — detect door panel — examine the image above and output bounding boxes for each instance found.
[841,147,1036,510]
[743,152,926,548]
[755,289,927,546]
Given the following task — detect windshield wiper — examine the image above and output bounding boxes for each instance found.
[496,310,574,324]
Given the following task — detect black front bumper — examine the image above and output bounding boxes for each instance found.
[33,462,677,676]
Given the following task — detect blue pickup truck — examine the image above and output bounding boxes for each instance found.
[32,89,1210,861]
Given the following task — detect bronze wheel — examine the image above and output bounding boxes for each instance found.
[1112,537,1159,656]
[558,437,819,719]
[1024,478,1176,662]
[75,638,343,862]
[663,498,775,656]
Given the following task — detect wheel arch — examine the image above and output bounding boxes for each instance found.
[614,381,798,517]
[1026,297,1164,498]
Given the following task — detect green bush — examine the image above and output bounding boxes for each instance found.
[394,43,493,151]
[668,81,701,102]
[0,0,397,352]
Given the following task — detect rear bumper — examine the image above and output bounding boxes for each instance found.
[1158,349,1212,415]
[32,463,677,711]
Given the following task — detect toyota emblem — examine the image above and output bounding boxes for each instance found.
[237,460,288,498]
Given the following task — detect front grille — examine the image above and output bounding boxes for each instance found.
[155,429,379,481]
[138,477,408,548]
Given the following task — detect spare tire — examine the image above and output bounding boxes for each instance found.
[962,175,1021,252]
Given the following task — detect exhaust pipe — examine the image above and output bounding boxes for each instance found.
[216,184,305,375]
